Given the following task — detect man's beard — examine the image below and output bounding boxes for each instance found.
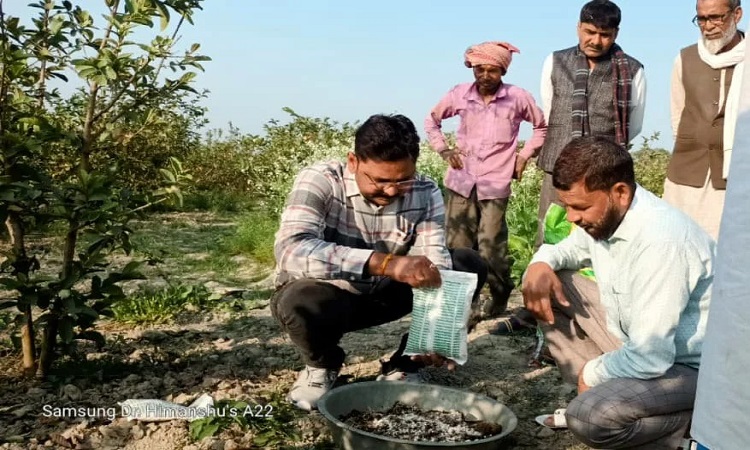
[703,20,738,54]
[578,197,622,241]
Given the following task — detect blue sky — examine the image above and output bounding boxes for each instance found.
[9,1,716,150]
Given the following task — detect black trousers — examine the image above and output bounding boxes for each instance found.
[270,248,487,369]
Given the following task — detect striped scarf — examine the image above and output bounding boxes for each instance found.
[571,44,632,147]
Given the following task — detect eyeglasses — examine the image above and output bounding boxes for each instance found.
[360,170,416,192]
[692,9,735,27]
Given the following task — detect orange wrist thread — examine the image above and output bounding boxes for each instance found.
[380,253,394,275]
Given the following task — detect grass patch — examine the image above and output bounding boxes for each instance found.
[181,190,256,213]
[128,210,277,285]
[129,214,245,280]
[112,283,219,325]
[223,211,279,266]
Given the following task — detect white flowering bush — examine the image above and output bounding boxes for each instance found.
[416,144,449,192]
[265,141,351,216]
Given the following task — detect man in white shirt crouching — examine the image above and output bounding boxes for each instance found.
[525,136,715,449]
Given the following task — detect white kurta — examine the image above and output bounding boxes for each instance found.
[691,26,750,449]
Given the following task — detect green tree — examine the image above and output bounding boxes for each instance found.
[632,132,670,197]
[0,0,206,378]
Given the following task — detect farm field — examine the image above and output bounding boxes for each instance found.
[0,2,670,448]
[0,212,586,450]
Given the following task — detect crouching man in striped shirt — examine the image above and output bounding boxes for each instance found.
[525,136,714,449]
[271,114,487,411]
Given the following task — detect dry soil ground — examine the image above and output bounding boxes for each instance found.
[0,213,586,450]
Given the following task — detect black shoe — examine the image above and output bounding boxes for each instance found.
[378,334,424,377]
[489,315,536,336]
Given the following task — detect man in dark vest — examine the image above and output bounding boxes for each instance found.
[494,0,646,335]
[663,0,744,241]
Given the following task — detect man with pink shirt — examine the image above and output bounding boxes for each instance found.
[425,41,547,319]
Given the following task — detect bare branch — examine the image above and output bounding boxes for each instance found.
[82,0,121,170]
[153,14,185,81]
[36,1,51,109]
[0,0,10,136]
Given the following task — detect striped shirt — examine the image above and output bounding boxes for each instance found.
[531,186,715,387]
[274,160,452,292]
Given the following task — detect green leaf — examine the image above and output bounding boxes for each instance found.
[34,314,52,327]
[543,203,573,245]
[50,71,69,82]
[174,190,183,206]
[123,261,142,274]
[0,278,19,290]
[179,72,196,84]
[168,156,184,172]
[18,292,39,308]
[62,296,76,314]
[104,66,117,80]
[59,316,75,344]
[102,284,125,298]
[75,330,105,348]
[189,417,221,441]
[253,434,269,447]
[124,0,136,14]
[92,275,102,292]
[0,301,17,310]
[159,168,177,183]
[508,234,531,254]
[78,306,100,319]
[156,1,170,31]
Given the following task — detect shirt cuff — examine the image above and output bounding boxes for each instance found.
[529,245,558,268]
[343,248,375,280]
[582,357,606,387]
[437,147,453,159]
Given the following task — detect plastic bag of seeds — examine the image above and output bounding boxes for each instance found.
[404,270,478,365]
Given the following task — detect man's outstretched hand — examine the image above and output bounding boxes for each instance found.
[522,262,569,324]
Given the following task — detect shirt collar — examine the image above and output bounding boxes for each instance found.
[343,163,416,212]
[606,185,642,243]
[343,165,361,198]
[465,82,508,103]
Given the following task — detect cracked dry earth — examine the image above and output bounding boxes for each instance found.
[0,297,585,450]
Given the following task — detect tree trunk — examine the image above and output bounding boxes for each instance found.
[21,306,35,377]
[4,214,36,376]
[36,317,57,379]
[36,224,76,379]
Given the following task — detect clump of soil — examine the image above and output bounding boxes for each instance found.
[341,401,503,443]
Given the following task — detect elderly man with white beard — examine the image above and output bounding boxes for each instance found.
[663,0,745,240]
